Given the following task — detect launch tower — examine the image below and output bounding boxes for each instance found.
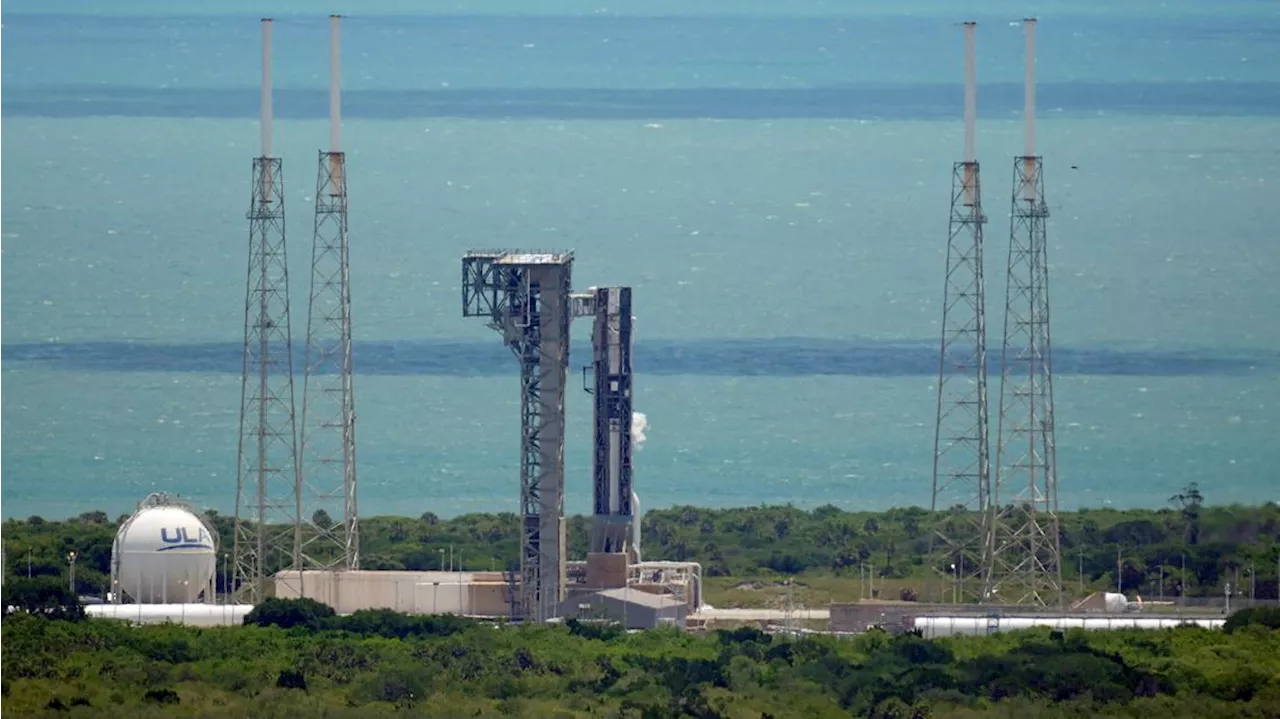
[462,251,574,622]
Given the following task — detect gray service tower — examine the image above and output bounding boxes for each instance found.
[463,251,573,622]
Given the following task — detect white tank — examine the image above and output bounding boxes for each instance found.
[113,500,218,604]
[631,490,642,563]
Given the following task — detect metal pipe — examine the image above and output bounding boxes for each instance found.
[261,19,273,158]
[1023,17,1036,157]
[963,21,976,164]
[330,15,341,153]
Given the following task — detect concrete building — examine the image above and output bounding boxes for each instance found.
[273,570,514,617]
[271,557,703,623]
[563,586,687,630]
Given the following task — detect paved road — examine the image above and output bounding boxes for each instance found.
[690,607,830,621]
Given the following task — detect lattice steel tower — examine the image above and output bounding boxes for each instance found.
[462,251,574,622]
[930,21,991,605]
[299,14,359,571]
[988,18,1063,607]
[233,18,301,602]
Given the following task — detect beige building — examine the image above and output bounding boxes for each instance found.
[272,555,703,622]
[273,570,514,617]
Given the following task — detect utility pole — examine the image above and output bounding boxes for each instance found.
[783,579,795,638]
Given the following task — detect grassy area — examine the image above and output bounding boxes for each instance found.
[704,572,932,609]
[701,572,1238,612]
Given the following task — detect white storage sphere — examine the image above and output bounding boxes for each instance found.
[113,505,218,603]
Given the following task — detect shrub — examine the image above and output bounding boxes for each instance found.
[243,597,335,631]
[1224,606,1280,634]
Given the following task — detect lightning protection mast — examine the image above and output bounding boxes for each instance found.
[233,18,302,603]
[300,14,360,571]
[988,17,1063,608]
[929,20,991,605]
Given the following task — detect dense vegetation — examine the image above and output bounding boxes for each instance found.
[5,489,1279,605]
[3,600,1280,718]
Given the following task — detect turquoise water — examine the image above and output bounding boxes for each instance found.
[3,3,1279,520]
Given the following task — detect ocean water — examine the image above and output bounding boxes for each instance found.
[3,2,1279,521]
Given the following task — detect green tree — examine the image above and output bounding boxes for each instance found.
[1170,482,1204,546]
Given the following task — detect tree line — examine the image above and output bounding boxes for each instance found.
[2,597,1279,718]
[4,488,1278,602]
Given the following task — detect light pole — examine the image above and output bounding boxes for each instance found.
[67,551,78,595]
[439,549,445,571]
[1181,554,1187,608]
[1116,546,1122,594]
[1078,547,1084,597]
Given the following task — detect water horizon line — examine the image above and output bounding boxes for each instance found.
[4,81,1277,120]
[2,337,1274,378]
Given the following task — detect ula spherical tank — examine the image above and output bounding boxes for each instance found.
[112,495,218,603]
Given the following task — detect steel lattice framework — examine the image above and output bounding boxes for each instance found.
[929,158,991,604]
[232,155,302,602]
[299,150,359,571]
[462,251,574,622]
[988,154,1062,607]
[929,21,992,605]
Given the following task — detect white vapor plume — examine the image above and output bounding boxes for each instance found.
[631,412,648,449]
